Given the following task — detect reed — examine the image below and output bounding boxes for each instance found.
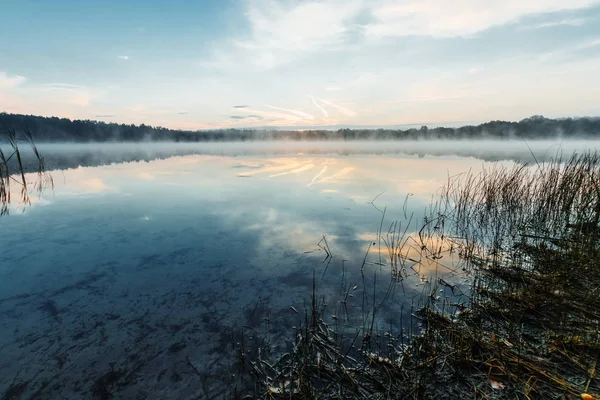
[422,150,600,398]
[238,150,600,399]
[0,128,53,215]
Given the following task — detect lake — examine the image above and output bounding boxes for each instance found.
[0,140,597,399]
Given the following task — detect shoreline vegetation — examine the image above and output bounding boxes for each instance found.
[2,112,600,142]
[0,129,52,215]
[2,128,599,399]
[231,151,600,399]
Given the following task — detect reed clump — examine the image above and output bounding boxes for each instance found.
[0,128,53,215]
[236,272,434,399]
[240,150,600,399]
[423,150,600,399]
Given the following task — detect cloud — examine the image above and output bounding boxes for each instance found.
[315,98,357,117]
[232,106,303,122]
[265,105,315,120]
[527,18,587,29]
[96,114,116,118]
[129,104,146,113]
[228,105,327,127]
[43,83,86,90]
[364,0,600,38]
[468,67,484,74]
[240,0,361,50]
[574,38,600,50]
[207,0,364,70]
[0,78,95,117]
[6,1,598,129]
[229,114,264,120]
[40,83,91,106]
[537,37,600,62]
[202,0,599,73]
[0,72,27,88]
[311,97,329,117]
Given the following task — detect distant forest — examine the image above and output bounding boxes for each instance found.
[2,112,600,142]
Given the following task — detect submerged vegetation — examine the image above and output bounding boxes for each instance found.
[0,128,53,215]
[235,151,600,399]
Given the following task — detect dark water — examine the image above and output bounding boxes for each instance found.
[0,142,589,398]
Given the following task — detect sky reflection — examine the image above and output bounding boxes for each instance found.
[4,152,496,282]
[0,152,505,397]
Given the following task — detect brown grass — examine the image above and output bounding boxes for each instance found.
[238,150,600,399]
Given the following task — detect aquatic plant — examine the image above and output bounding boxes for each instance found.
[0,128,53,215]
[238,150,600,399]
[422,150,600,398]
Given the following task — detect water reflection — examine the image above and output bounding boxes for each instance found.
[6,139,599,173]
[0,153,504,397]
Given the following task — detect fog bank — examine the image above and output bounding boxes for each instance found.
[3,139,599,172]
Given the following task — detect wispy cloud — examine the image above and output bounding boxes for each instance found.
[231,106,305,123]
[192,0,600,129]
[5,0,599,129]
[129,104,146,113]
[537,37,600,62]
[40,83,91,106]
[0,72,27,88]
[230,114,264,120]
[526,18,587,29]
[42,83,86,90]
[364,0,599,38]
[204,0,600,72]
[265,105,315,120]
[575,38,600,49]
[311,97,329,117]
[96,114,116,118]
[207,0,364,69]
[316,99,357,117]
[0,76,97,117]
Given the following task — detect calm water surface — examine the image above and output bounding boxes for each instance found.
[0,144,584,398]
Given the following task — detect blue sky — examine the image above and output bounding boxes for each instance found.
[1,0,600,130]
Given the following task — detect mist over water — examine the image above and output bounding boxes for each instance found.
[5,139,599,172]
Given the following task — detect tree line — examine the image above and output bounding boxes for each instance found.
[2,112,600,142]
